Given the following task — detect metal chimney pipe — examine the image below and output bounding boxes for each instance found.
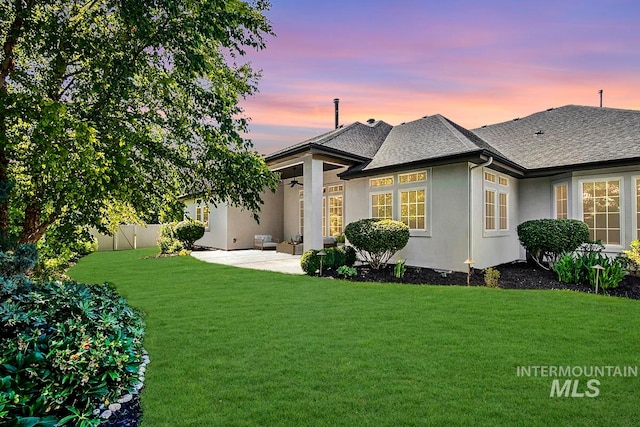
[333,98,340,129]
[598,89,603,107]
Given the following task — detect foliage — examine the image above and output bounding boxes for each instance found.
[158,219,204,253]
[0,247,145,425]
[336,265,357,278]
[173,219,205,250]
[344,219,410,270]
[394,259,406,279]
[484,267,500,288]
[0,0,280,244]
[33,225,98,280]
[517,219,590,270]
[300,246,356,276]
[553,248,626,291]
[335,234,346,244]
[621,240,640,276]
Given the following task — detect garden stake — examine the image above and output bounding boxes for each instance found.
[318,250,326,276]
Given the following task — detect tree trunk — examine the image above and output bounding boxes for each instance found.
[19,203,46,243]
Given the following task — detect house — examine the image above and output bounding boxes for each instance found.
[185,104,640,272]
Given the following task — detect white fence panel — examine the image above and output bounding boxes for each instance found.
[91,225,161,251]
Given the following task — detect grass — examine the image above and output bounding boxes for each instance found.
[69,248,640,427]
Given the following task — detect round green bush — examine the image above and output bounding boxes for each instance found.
[174,219,205,250]
[517,219,590,269]
[344,219,410,269]
[300,249,321,275]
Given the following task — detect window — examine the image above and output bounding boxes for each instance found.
[485,190,496,230]
[370,176,394,187]
[484,172,496,183]
[399,172,427,184]
[400,189,426,229]
[299,199,304,236]
[582,180,620,245]
[555,184,568,219]
[322,197,327,237]
[329,195,343,236]
[196,206,210,231]
[499,193,508,230]
[371,193,393,219]
[328,185,343,193]
[484,170,509,234]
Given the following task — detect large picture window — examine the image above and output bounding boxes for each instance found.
[400,189,425,229]
[582,180,620,245]
[499,193,508,230]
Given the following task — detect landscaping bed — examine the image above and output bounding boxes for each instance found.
[343,261,640,300]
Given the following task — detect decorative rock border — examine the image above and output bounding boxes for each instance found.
[92,349,151,421]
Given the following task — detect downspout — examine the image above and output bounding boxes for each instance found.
[468,156,494,263]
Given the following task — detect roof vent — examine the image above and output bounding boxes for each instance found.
[535,130,544,135]
[513,118,520,121]
[400,122,406,125]
[422,115,429,118]
[481,125,487,128]
[367,118,375,124]
[546,107,554,111]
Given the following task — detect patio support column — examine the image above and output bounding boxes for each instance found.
[303,154,324,251]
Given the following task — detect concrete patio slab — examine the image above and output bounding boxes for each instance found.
[191,249,303,275]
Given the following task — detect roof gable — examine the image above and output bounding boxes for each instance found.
[362,115,499,171]
[265,120,392,162]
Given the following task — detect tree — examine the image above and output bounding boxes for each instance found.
[0,0,279,244]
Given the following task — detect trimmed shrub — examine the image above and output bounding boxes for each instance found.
[300,246,356,276]
[517,219,590,269]
[344,219,410,270]
[622,240,640,275]
[0,247,145,426]
[158,219,204,253]
[174,219,205,250]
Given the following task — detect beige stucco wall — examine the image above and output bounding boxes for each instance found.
[184,198,229,249]
[227,183,284,249]
[184,185,283,250]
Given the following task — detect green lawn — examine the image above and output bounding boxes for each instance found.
[69,249,640,427]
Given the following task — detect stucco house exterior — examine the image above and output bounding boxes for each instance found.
[185,104,640,272]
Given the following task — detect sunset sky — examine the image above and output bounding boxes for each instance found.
[240,0,640,154]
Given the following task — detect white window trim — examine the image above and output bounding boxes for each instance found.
[499,192,509,231]
[553,182,569,219]
[483,168,511,237]
[369,176,394,188]
[328,194,344,236]
[398,186,428,231]
[578,177,624,249]
[369,190,394,220]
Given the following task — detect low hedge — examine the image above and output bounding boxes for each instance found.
[300,246,357,275]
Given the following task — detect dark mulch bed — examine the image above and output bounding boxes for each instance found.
[103,394,142,427]
[330,261,640,300]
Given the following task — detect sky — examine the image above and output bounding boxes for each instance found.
[239,0,640,155]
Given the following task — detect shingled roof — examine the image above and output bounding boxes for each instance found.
[265,120,392,162]
[472,105,640,170]
[361,114,504,171]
